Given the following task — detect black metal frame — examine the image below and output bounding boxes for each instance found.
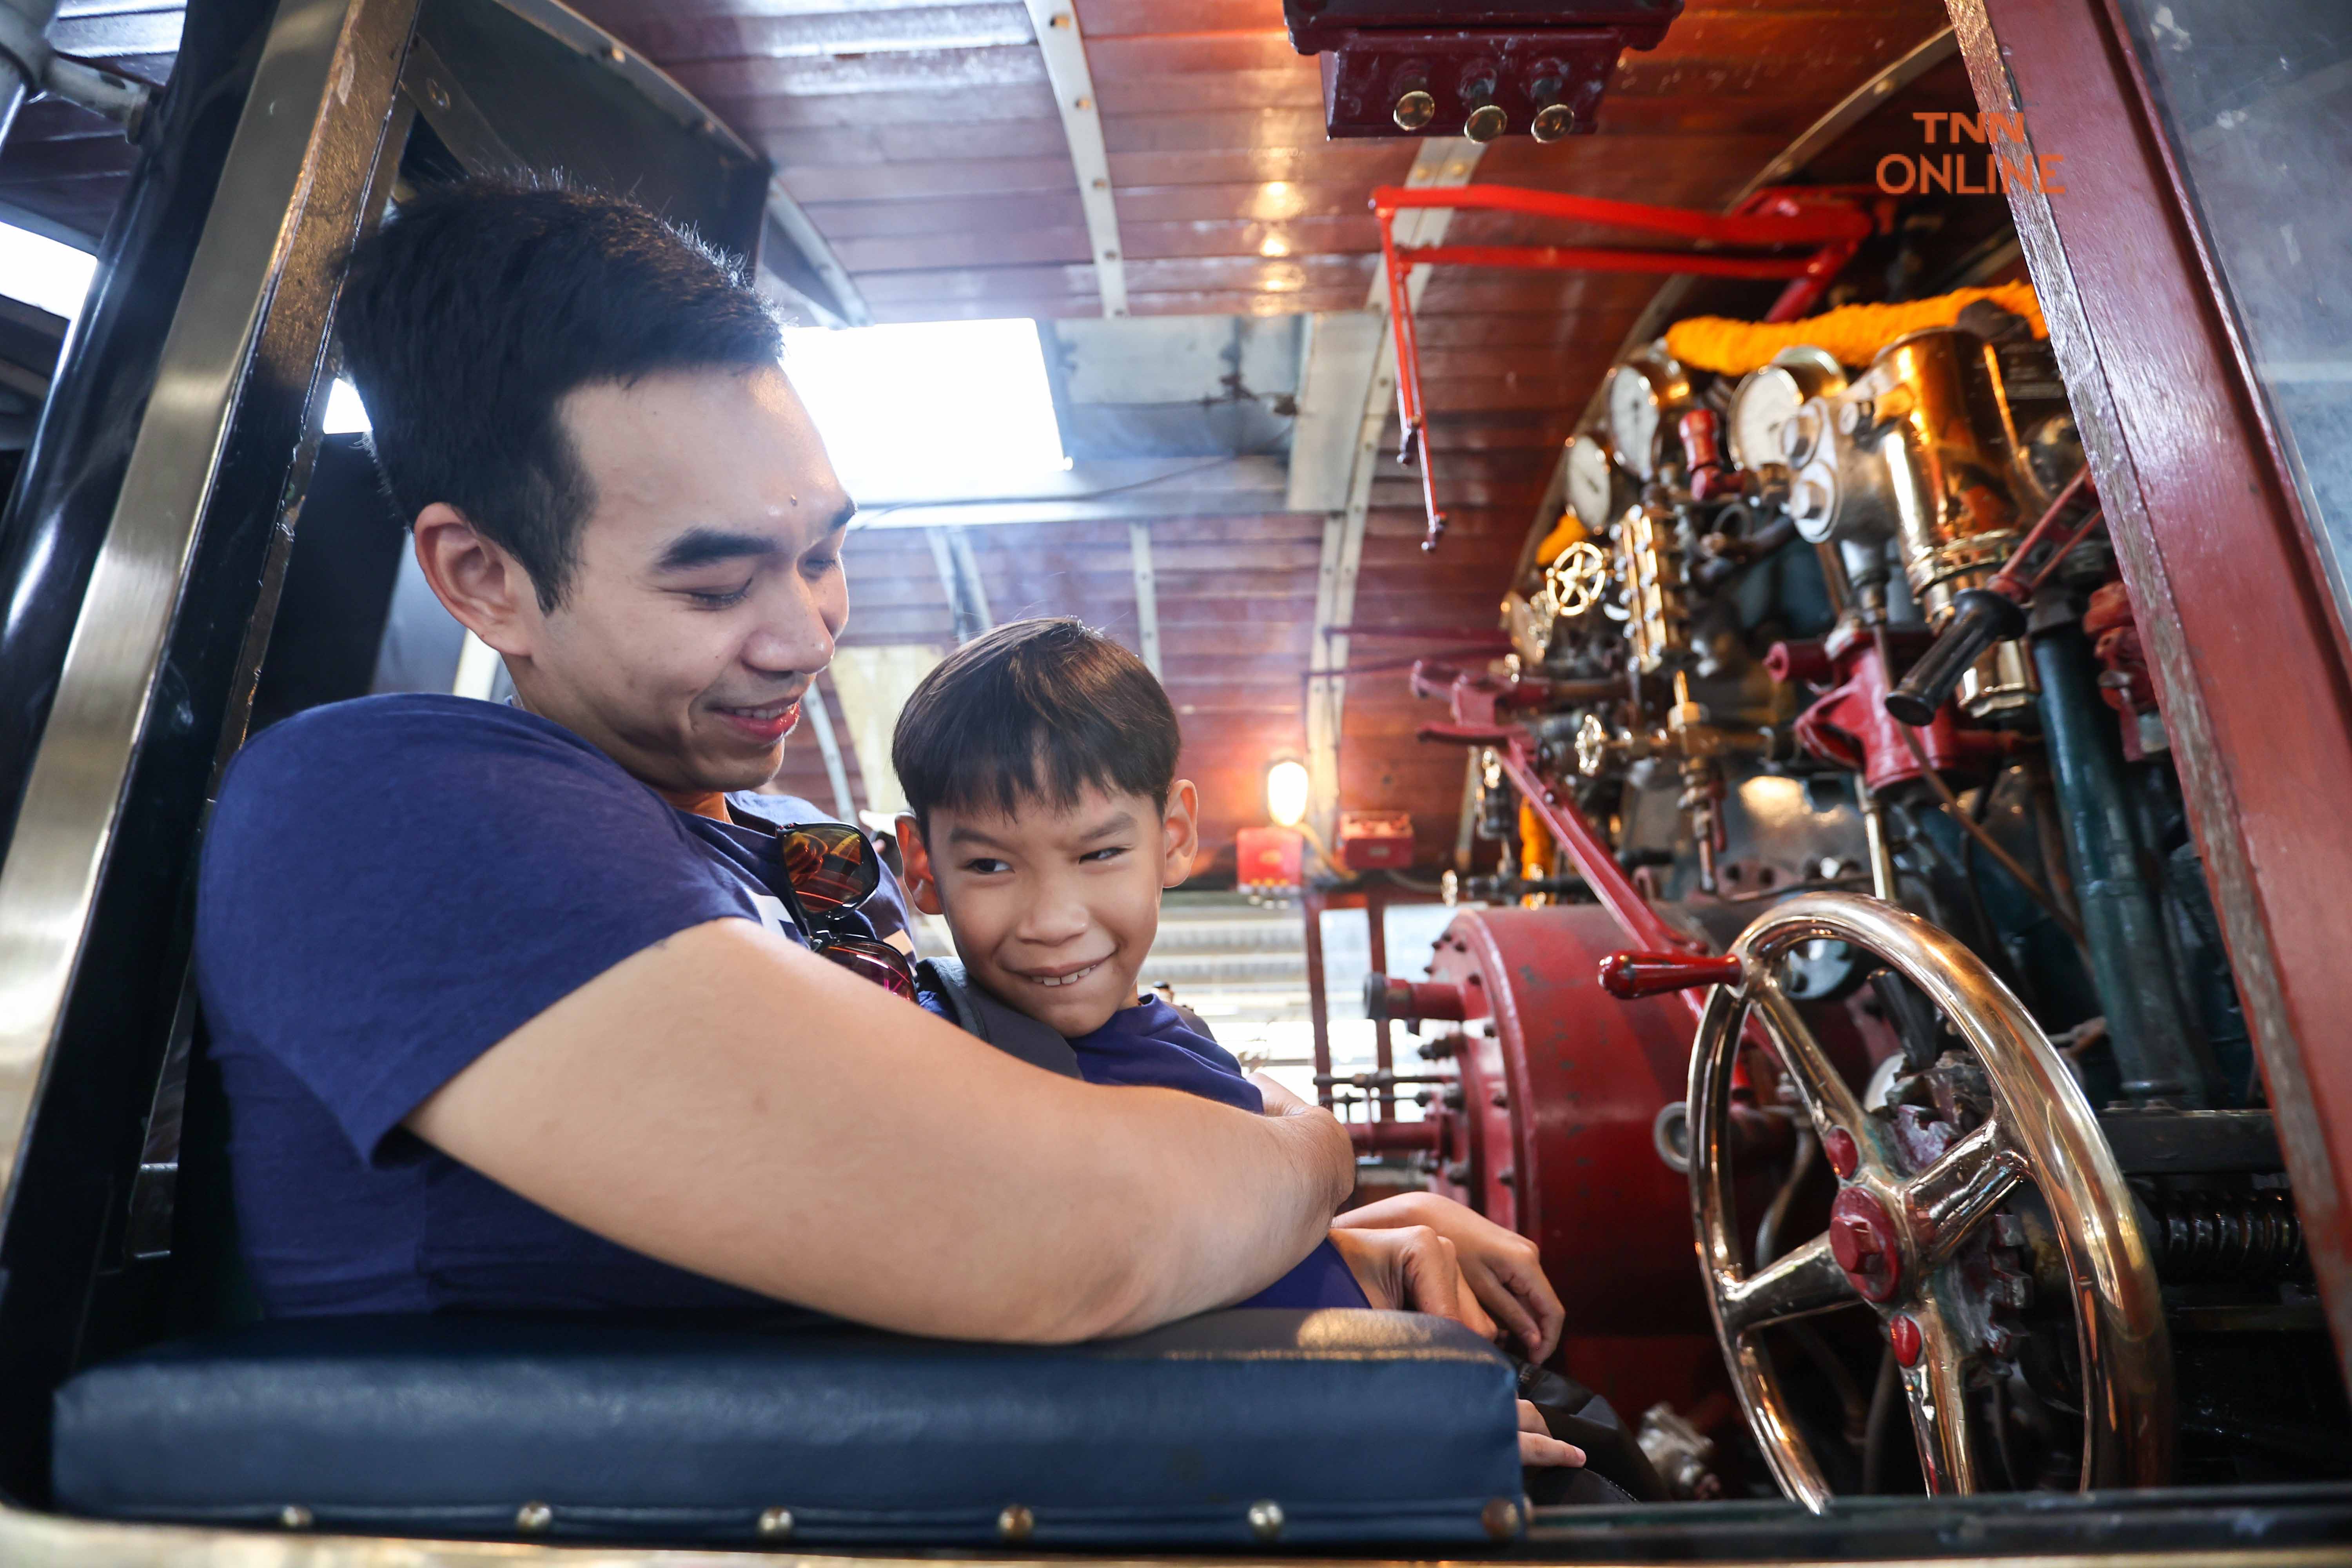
[0,0,775,1512]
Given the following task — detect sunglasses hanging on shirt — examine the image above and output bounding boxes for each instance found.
[769,820,918,999]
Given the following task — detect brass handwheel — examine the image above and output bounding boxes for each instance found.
[1685,893,2172,1511]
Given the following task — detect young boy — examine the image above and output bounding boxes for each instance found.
[888,618,1585,1472]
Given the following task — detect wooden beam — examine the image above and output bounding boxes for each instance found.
[1022,0,1128,316]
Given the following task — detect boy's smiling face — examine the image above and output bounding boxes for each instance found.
[899,781,1200,1037]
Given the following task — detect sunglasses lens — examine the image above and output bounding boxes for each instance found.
[781,822,882,911]
[820,936,916,998]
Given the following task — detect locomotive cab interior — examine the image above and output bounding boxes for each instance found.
[0,0,2349,1561]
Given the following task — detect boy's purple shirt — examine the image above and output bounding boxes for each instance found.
[926,991,1370,1310]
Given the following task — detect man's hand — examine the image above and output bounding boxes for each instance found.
[1326,1226,1582,1468]
[1333,1191,1564,1362]
[1247,1072,1355,1214]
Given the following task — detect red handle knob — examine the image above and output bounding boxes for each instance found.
[1597,951,1745,999]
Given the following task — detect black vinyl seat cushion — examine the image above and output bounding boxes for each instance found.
[53,1307,1527,1547]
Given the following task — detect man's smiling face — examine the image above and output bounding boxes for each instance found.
[500,365,853,799]
[902,782,1200,1038]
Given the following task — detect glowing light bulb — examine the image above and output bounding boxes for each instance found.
[1266,759,1311,828]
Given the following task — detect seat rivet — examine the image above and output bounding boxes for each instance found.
[1482,1496,1524,1541]
[278,1504,312,1530]
[997,1504,1034,1544]
[515,1501,553,1533]
[759,1506,795,1538]
[1247,1499,1284,1541]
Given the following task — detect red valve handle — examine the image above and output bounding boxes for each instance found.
[1597,951,1746,999]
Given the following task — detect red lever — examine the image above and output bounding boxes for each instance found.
[1598,951,1745,999]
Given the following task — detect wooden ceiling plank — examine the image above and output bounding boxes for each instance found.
[708,80,1058,129]
[800,190,1081,238]
[581,4,1031,65]
[664,43,1043,100]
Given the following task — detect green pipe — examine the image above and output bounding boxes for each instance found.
[2032,628,2211,1107]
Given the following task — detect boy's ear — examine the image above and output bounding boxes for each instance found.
[1160,780,1201,889]
[895,812,946,917]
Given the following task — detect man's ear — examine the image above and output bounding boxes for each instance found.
[1160,780,1201,889]
[412,501,542,659]
[895,812,946,917]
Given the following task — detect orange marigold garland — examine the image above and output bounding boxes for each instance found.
[1663,282,2047,375]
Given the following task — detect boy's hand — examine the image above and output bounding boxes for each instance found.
[1332,1191,1564,1362]
[1325,1226,1583,1469]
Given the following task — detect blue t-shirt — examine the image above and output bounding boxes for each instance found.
[194,693,908,1318]
[1060,998,1367,1311]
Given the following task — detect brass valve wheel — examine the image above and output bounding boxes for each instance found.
[1544,539,1610,619]
[1686,892,2172,1510]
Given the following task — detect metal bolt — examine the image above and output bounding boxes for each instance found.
[279,1505,313,1530]
[1530,103,1575,142]
[1050,10,1072,25]
[1482,1496,1524,1541]
[1102,249,1118,260]
[1489,1087,1508,1109]
[1463,102,1508,142]
[605,43,624,65]
[1392,90,1436,131]
[423,78,449,111]
[759,1507,795,1538]
[1247,1500,1285,1541]
[997,1504,1035,1544]
[515,1501,553,1533]
[1497,1165,1516,1187]
[1073,95,1092,111]
[1092,176,1108,189]
[1441,1160,1471,1184]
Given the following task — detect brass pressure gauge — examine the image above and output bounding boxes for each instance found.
[1726,346,1846,473]
[1603,352,1694,481]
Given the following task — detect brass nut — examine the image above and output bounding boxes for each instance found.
[515,1501,553,1534]
[1531,103,1576,142]
[1247,1499,1285,1541]
[278,1505,313,1530]
[997,1504,1035,1544]
[758,1507,795,1538]
[1464,103,1509,142]
[1483,1495,1525,1541]
[1392,90,1436,131]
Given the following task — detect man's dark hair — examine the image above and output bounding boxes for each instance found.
[337,181,782,609]
[892,618,1181,828]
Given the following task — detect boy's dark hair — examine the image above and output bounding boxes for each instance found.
[892,619,1181,827]
[337,181,782,610]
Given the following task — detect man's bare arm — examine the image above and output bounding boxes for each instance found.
[408,918,1354,1341]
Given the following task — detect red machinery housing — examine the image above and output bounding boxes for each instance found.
[1380,903,1723,1418]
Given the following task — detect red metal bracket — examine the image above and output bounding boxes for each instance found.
[1371,184,1877,551]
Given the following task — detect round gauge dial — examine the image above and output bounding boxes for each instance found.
[1728,367,1804,472]
[1565,434,1613,531]
[1605,364,1664,480]
[1729,346,1846,472]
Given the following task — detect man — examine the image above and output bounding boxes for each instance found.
[196,183,1548,1355]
